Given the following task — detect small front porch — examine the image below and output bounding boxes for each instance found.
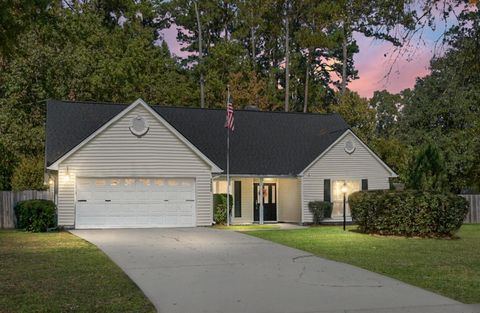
[212,176,302,225]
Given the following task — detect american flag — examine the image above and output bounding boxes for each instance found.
[225,93,234,131]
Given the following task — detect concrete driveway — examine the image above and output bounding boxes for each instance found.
[72,228,476,313]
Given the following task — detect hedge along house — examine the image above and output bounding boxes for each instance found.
[45,99,397,229]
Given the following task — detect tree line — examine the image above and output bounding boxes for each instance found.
[0,0,478,193]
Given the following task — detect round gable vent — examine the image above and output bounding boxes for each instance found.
[129,115,149,137]
[345,140,356,154]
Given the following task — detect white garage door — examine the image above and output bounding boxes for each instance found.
[75,178,195,229]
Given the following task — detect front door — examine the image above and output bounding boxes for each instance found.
[253,183,277,222]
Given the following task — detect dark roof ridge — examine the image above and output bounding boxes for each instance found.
[49,99,128,106]
[51,99,341,117]
[158,105,341,116]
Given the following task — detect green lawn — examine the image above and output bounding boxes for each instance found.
[0,231,155,313]
[246,224,480,304]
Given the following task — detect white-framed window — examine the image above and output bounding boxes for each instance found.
[331,180,361,217]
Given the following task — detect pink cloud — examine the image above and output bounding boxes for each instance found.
[349,33,432,98]
[161,26,434,99]
[159,25,190,58]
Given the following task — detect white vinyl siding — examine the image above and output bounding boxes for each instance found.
[302,132,391,223]
[277,178,301,223]
[57,105,213,227]
[231,178,254,224]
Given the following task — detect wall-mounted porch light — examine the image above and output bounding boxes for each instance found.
[63,167,71,182]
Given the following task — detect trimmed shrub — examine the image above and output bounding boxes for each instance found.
[213,193,233,225]
[214,203,227,225]
[15,199,57,232]
[308,201,332,224]
[349,190,469,237]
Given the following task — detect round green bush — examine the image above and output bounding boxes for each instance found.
[15,199,57,232]
[349,190,469,237]
[308,201,332,224]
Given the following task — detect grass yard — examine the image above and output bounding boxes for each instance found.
[246,224,480,304]
[0,231,155,313]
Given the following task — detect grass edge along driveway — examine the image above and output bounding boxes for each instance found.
[246,224,480,304]
[0,230,155,313]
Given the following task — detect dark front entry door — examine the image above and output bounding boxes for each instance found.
[253,183,277,222]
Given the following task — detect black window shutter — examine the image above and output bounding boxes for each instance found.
[324,179,331,202]
[234,181,242,217]
[362,179,368,191]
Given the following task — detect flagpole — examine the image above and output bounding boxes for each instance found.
[226,85,231,226]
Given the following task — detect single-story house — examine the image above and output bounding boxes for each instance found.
[45,98,397,229]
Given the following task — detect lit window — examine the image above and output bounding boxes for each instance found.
[139,179,151,186]
[264,186,269,204]
[331,180,361,217]
[124,179,135,186]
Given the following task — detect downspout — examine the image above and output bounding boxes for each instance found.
[259,177,264,225]
[300,175,304,225]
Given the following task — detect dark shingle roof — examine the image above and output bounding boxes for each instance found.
[46,100,350,175]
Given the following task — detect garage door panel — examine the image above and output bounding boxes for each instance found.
[164,216,179,225]
[77,202,106,215]
[96,192,112,200]
[150,205,168,216]
[108,217,135,227]
[108,204,136,217]
[77,213,107,227]
[75,177,195,229]
[165,203,182,213]
[135,216,154,225]
[147,216,166,225]
[182,217,194,223]
[142,192,163,201]
[114,192,135,201]
[81,191,97,200]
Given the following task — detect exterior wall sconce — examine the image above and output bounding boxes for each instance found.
[64,167,71,182]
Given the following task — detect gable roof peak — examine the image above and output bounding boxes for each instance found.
[131,98,148,107]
